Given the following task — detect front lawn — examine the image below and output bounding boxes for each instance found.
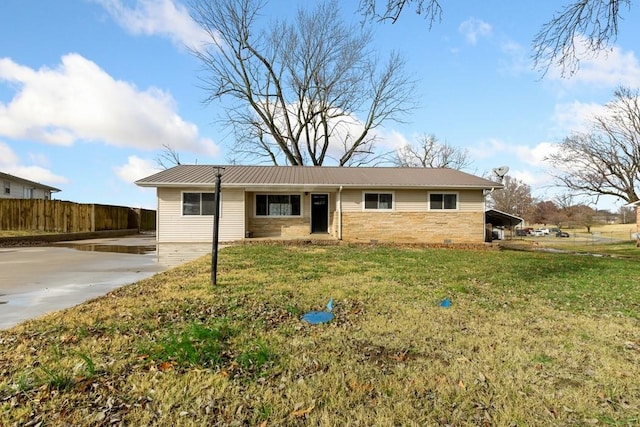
[1,244,639,425]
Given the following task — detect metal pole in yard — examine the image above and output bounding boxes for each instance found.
[211,167,224,285]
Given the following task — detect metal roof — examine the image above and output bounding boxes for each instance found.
[0,171,61,192]
[135,165,502,190]
[485,209,524,227]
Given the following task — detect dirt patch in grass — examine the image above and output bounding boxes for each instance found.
[1,244,639,425]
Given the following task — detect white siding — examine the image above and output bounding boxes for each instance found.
[157,187,245,243]
[340,189,485,212]
[0,179,52,200]
[458,190,484,212]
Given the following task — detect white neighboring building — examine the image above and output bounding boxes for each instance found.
[0,171,61,200]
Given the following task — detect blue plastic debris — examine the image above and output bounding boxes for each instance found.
[302,299,335,324]
[326,299,334,312]
[439,298,452,308]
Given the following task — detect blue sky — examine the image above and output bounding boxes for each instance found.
[1,1,639,211]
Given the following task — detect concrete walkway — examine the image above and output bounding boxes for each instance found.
[0,234,209,330]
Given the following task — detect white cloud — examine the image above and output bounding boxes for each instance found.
[547,38,640,88]
[514,142,559,167]
[458,18,492,45]
[0,141,68,185]
[114,155,162,183]
[28,152,50,167]
[467,138,508,160]
[468,138,551,167]
[369,129,411,152]
[0,54,219,156]
[552,101,605,135]
[498,40,532,75]
[0,140,19,164]
[94,0,209,50]
[509,168,553,187]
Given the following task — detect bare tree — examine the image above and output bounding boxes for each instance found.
[546,87,640,204]
[552,192,600,230]
[358,0,443,26]
[533,0,631,76]
[487,175,535,220]
[392,134,471,169]
[358,0,631,76]
[531,200,560,225]
[619,205,636,224]
[572,204,599,232]
[155,144,182,169]
[190,0,416,166]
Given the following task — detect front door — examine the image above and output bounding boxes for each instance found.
[311,194,329,233]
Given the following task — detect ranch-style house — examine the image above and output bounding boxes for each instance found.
[136,165,504,244]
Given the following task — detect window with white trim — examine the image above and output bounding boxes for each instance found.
[363,192,393,210]
[255,194,301,216]
[183,192,217,216]
[23,188,33,199]
[429,192,458,210]
[3,181,9,195]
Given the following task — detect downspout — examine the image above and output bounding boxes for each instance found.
[484,187,493,243]
[338,186,343,240]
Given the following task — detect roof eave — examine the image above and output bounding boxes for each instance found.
[136,182,500,190]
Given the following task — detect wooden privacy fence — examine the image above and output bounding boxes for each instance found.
[0,199,156,232]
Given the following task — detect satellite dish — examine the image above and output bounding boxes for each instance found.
[492,166,509,181]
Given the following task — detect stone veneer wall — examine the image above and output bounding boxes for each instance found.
[248,217,309,237]
[340,211,485,244]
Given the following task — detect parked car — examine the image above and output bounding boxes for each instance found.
[538,228,550,235]
[531,229,546,236]
[556,231,570,238]
[515,229,527,236]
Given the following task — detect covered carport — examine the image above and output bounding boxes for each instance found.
[485,209,524,242]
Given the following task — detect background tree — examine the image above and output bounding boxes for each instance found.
[546,87,640,204]
[392,134,471,169]
[552,193,601,230]
[155,144,182,169]
[531,200,560,225]
[190,0,416,166]
[358,0,443,26]
[572,204,599,232]
[487,175,535,221]
[358,0,632,76]
[619,205,636,224]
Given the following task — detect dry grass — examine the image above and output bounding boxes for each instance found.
[510,223,639,252]
[0,230,55,238]
[1,244,639,426]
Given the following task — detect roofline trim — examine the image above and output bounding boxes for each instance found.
[136,182,501,190]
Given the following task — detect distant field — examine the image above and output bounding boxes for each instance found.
[508,223,638,246]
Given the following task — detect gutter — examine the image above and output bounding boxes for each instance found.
[136,182,501,191]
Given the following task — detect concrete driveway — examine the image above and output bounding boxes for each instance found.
[0,234,177,330]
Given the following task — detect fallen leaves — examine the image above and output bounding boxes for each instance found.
[290,403,315,418]
[157,361,175,372]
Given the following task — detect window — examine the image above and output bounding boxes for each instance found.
[429,193,458,210]
[363,192,393,210]
[3,181,9,195]
[256,194,301,216]
[23,188,33,199]
[183,192,217,216]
